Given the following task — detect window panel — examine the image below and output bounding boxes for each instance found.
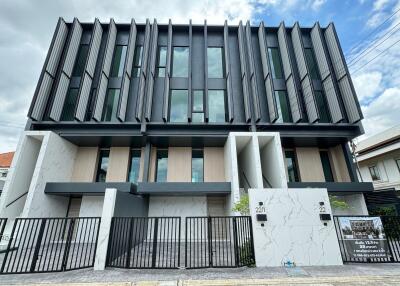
[96,149,110,182]
[156,46,167,77]
[110,45,128,77]
[207,47,224,78]
[132,46,143,77]
[172,47,189,77]
[72,44,89,77]
[169,90,188,122]
[193,90,204,112]
[320,150,334,182]
[128,149,141,183]
[305,48,320,80]
[192,150,204,182]
[274,91,292,123]
[208,90,226,123]
[315,91,330,123]
[156,150,168,182]
[285,150,299,182]
[192,113,204,123]
[267,47,284,79]
[369,165,381,181]
[102,89,121,122]
[61,88,79,121]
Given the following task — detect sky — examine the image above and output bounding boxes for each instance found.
[0,0,400,152]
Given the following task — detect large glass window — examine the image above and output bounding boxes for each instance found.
[96,149,110,182]
[110,45,127,77]
[61,88,79,121]
[268,47,284,79]
[72,44,89,77]
[156,46,167,77]
[192,90,204,123]
[102,89,120,122]
[207,47,224,78]
[192,150,204,182]
[169,90,188,122]
[208,90,226,123]
[320,151,334,182]
[315,91,330,123]
[132,46,143,77]
[155,150,168,182]
[305,48,320,80]
[285,150,299,182]
[128,149,141,183]
[172,47,189,77]
[274,91,292,123]
[369,165,381,181]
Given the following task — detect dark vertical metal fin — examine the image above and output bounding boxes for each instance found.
[93,18,117,122]
[324,23,363,123]
[258,21,278,122]
[310,22,343,123]
[237,21,251,123]
[224,20,234,123]
[204,20,209,122]
[75,18,103,121]
[49,18,83,121]
[162,20,173,122]
[144,19,158,122]
[188,20,193,122]
[136,19,151,121]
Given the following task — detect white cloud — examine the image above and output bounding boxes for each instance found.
[373,0,391,11]
[352,72,382,102]
[311,0,327,11]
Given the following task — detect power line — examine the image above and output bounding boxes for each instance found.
[351,37,400,74]
[345,6,400,57]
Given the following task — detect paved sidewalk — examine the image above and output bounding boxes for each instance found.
[1,264,400,285]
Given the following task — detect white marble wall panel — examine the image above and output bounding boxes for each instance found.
[249,188,343,267]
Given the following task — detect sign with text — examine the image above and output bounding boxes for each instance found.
[338,217,391,259]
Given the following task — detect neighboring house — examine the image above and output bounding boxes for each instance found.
[0,152,14,195]
[0,19,372,267]
[356,125,400,215]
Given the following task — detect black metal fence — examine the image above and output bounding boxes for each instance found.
[185,216,255,269]
[0,217,101,274]
[0,218,7,239]
[334,215,400,263]
[106,217,181,269]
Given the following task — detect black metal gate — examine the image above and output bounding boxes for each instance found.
[0,218,7,239]
[106,217,181,269]
[0,217,101,274]
[334,215,400,263]
[185,216,255,268]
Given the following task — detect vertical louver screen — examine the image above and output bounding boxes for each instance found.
[237,21,251,123]
[144,20,158,122]
[224,21,234,122]
[162,20,173,122]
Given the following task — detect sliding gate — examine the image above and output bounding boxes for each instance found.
[0,217,100,274]
[185,216,255,268]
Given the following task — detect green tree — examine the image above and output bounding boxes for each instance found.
[232,194,250,215]
[329,195,350,210]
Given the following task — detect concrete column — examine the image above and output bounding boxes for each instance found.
[94,188,117,271]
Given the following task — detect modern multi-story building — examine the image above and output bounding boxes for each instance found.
[0,152,14,195]
[0,18,374,267]
[356,125,400,215]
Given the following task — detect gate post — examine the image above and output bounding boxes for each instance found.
[30,218,47,272]
[232,217,239,267]
[151,218,159,268]
[208,217,213,267]
[125,218,134,268]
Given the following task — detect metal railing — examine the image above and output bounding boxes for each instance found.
[106,217,181,269]
[185,216,255,269]
[334,215,400,263]
[0,217,101,274]
[0,218,7,239]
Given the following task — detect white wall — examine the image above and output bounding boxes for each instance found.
[237,135,263,190]
[79,196,104,217]
[331,194,369,215]
[249,188,343,267]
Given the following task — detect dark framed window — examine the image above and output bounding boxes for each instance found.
[110,45,128,77]
[369,165,381,181]
[156,46,167,77]
[320,150,334,182]
[192,150,204,182]
[72,44,89,77]
[208,90,227,123]
[128,149,141,183]
[304,48,320,80]
[96,149,110,182]
[102,89,120,122]
[192,90,204,123]
[61,88,79,121]
[207,47,224,78]
[315,91,330,123]
[275,91,292,123]
[267,47,284,79]
[169,90,188,122]
[285,150,299,182]
[155,149,168,182]
[172,47,189,77]
[132,45,143,77]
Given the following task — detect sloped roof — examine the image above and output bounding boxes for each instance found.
[0,152,14,168]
